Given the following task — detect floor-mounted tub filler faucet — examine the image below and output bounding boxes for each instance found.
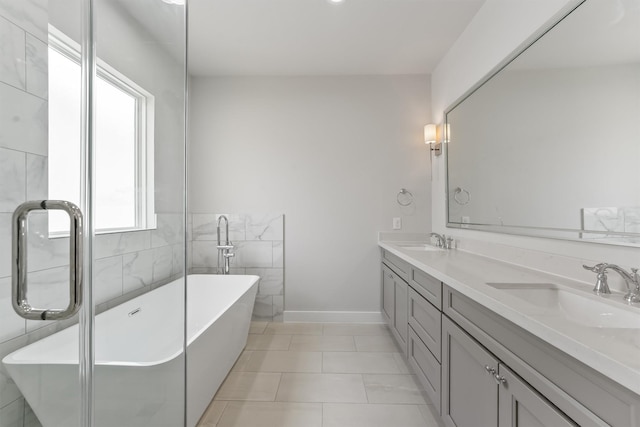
[583,263,640,304]
[217,215,235,275]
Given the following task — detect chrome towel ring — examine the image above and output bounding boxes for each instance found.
[397,188,413,206]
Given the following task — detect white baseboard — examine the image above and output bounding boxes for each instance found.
[283,311,385,323]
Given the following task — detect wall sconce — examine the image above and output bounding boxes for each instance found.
[424,124,441,156]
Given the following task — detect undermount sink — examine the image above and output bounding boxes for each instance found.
[486,282,640,329]
[396,243,443,252]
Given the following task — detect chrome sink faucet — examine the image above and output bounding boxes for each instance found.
[217,215,235,275]
[430,232,453,249]
[583,263,640,303]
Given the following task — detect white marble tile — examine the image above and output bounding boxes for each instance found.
[245,214,283,241]
[25,153,46,200]
[234,241,273,268]
[218,213,246,241]
[151,213,184,248]
[94,256,123,306]
[0,397,24,427]
[0,16,25,90]
[0,82,47,155]
[249,321,268,335]
[23,400,42,427]
[192,213,245,241]
[189,267,219,275]
[26,213,70,272]
[272,241,283,268]
[191,241,219,268]
[191,213,216,240]
[25,33,46,99]
[246,268,283,296]
[0,277,26,343]
[252,295,273,321]
[272,295,283,322]
[26,266,69,333]
[187,240,192,270]
[623,207,640,234]
[186,213,192,241]
[94,231,151,259]
[172,244,185,277]
[0,147,25,212]
[123,249,153,293]
[0,214,10,277]
[152,245,174,282]
[0,336,26,410]
[582,207,623,233]
[0,0,47,41]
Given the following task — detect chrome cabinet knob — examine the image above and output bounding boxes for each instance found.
[484,365,496,375]
[494,374,507,385]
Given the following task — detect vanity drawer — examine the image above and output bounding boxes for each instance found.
[410,268,442,309]
[382,250,410,282]
[408,287,441,361]
[408,326,441,414]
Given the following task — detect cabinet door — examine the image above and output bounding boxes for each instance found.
[442,316,499,427]
[498,365,578,427]
[394,277,408,347]
[382,266,395,325]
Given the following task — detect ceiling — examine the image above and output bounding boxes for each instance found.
[187,0,486,76]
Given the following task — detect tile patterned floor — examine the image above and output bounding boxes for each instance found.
[197,322,445,427]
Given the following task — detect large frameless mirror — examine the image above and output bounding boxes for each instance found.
[446,0,640,246]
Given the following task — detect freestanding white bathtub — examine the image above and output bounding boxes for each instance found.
[2,274,259,427]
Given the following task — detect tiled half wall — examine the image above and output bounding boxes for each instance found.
[189,213,284,321]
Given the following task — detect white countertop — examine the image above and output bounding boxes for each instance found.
[379,240,640,396]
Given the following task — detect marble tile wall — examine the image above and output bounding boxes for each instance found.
[580,207,640,244]
[190,213,285,322]
[0,3,186,425]
[0,2,48,425]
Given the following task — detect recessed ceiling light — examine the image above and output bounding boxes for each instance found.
[328,0,345,4]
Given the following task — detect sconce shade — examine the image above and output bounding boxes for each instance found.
[424,124,437,144]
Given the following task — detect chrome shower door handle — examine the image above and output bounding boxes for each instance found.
[12,200,84,321]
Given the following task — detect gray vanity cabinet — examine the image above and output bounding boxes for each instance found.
[442,315,499,427]
[394,277,408,348]
[498,365,577,427]
[442,316,576,427]
[381,265,395,325]
[381,261,408,353]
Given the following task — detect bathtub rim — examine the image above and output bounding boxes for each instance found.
[2,274,260,368]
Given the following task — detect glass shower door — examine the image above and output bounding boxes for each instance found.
[1,0,187,426]
[92,0,187,426]
[1,1,90,426]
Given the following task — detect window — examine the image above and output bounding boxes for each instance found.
[48,29,155,235]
